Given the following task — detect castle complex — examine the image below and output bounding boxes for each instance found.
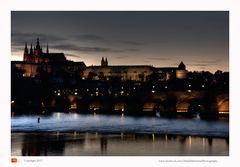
[83,59,186,81]
[12,38,187,80]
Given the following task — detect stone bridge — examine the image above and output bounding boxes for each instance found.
[52,90,229,119]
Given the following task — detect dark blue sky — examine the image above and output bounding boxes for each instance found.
[11,11,229,72]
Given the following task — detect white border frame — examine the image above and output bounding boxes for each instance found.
[1,0,239,167]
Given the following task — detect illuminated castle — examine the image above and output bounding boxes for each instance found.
[12,38,86,77]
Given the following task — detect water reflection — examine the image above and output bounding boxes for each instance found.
[20,133,65,156]
[11,133,228,156]
[100,137,107,155]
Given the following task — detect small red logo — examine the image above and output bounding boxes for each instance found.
[11,158,17,163]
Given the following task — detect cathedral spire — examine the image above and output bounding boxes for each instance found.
[24,42,28,54]
[46,43,49,54]
[23,42,29,62]
[36,37,40,49]
[30,43,33,55]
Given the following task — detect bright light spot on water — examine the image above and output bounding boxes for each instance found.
[121,132,124,139]
[202,138,206,148]
[165,135,168,142]
[54,112,61,119]
[189,136,192,149]
[71,113,78,119]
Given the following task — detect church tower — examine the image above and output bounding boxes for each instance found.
[101,57,108,66]
[101,57,105,66]
[105,57,108,66]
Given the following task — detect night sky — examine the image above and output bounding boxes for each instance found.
[11,11,229,73]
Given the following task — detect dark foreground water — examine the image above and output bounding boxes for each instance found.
[11,113,229,156]
[11,133,228,156]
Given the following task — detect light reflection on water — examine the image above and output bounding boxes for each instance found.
[11,112,229,137]
[11,132,229,156]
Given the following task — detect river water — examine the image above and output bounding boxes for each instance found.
[11,112,229,156]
